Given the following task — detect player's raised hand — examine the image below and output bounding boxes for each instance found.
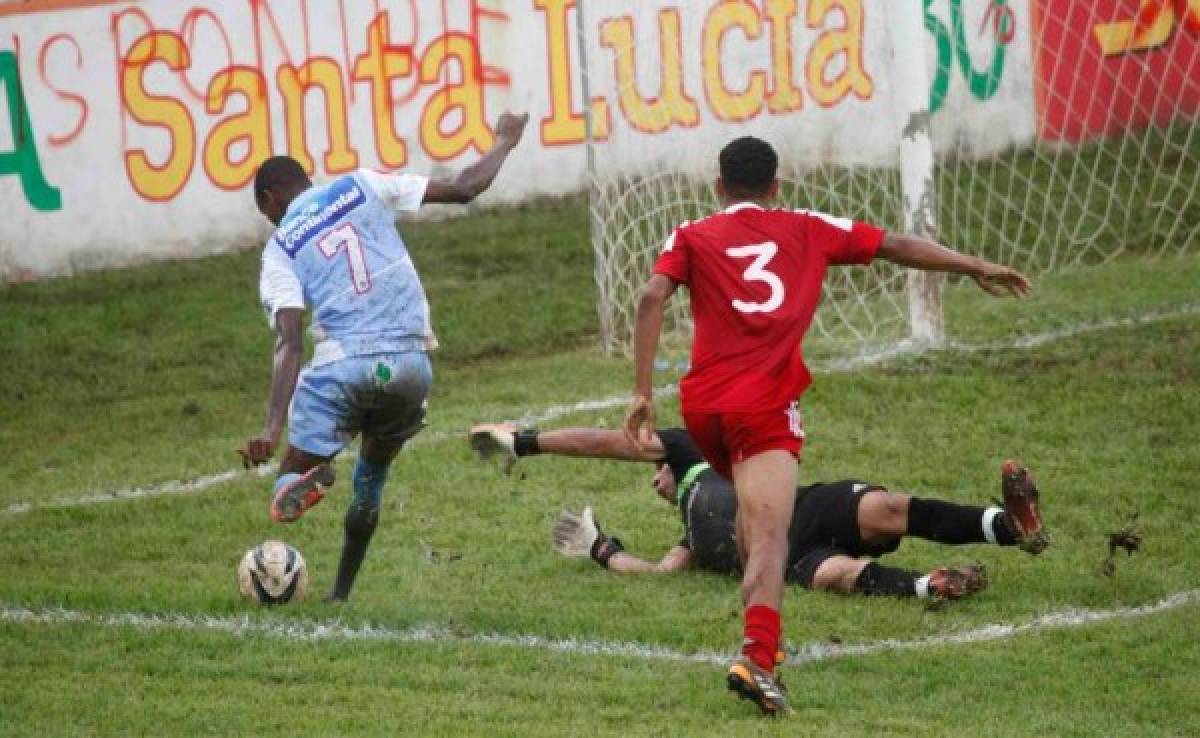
[495,112,529,147]
[238,436,275,468]
[973,261,1032,297]
[624,394,657,451]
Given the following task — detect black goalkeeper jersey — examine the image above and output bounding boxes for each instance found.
[656,428,886,579]
[658,428,740,575]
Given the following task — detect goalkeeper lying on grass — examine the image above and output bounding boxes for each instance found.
[470,423,1048,601]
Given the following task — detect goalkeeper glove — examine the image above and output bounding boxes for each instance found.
[468,424,540,474]
[553,507,624,568]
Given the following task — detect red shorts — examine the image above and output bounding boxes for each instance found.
[683,403,805,481]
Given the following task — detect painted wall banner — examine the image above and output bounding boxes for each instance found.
[1034,0,1200,141]
[0,0,1035,280]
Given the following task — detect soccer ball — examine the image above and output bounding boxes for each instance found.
[237,540,308,605]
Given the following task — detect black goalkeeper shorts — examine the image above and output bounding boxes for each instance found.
[785,480,902,587]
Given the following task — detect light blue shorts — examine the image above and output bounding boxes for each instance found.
[288,351,432,458]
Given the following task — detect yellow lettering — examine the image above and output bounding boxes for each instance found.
[1093,0,1199,56]
[204,67,272,190]
[352,12,413,169]
[419,33,494,160]
[600,10,700,134]
[805,0,873,107]
[121,32,195,201]
[703,0,767,122]
[534,0,610,144]
[278,58,359,175]
[765,0,803,113]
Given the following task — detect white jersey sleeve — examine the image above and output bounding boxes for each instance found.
[357,168,428,213]
[259,244,305,329]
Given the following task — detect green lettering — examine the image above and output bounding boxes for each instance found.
[923,0,954,113]
[0,51,62,212]
[924,0,1009,113]
[951,0,1007,102]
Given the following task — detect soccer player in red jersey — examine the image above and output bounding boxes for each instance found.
[623,136,1031,715]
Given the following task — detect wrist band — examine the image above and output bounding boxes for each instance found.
[514,429,540,457]
[590,536,625,568]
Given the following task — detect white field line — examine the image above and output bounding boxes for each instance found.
[817,302,1200,372]
[5,303,1197,518]
[2,589,1197,667]
[1,464,277,516]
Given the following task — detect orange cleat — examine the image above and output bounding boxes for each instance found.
[270,464,336,523]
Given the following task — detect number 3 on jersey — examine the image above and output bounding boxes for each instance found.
[726,241,784,313]
[319,224,372,294]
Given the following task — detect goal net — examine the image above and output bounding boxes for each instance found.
[577,0,1200,359]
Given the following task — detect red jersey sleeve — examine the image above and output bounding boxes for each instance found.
[804,210,885,265]
[653,226,690,284]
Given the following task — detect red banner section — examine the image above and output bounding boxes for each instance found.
[1033,0,1200,141]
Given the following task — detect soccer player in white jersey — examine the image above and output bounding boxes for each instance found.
[239,112,528,602]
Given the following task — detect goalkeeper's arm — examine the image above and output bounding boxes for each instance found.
[610,544,693,574]
[553,507,693,574]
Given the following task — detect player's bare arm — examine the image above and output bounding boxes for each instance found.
[469,424,664,472]
[625,273,678,449]
[554,507,694,574]
[539,427,665,461]
[608,544,694,574]
[423,112,530,204]
[877,232,1032,297]
[239,307,305,467]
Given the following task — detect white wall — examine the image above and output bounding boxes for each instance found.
[0,0,1035,279]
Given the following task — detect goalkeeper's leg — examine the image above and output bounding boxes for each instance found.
[804,553,987,600]
[856,488,1032,550]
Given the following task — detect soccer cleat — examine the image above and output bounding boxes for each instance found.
[772,649,789,693]
[1001,460,1049,554]
[727,657,793,717]
[468,423,518,472]
[926,564,989,601]
[270,464,336,523]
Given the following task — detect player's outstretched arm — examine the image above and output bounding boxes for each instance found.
[877,233,1032,297]
[423,112,529,204]
[470,423,666,466]
[239,307,304,467]
[554,507,693,574]
[626,274,678,449]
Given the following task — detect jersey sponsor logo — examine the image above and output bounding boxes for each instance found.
[274,176,367,258]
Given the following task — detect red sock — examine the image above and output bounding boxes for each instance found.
[741,604,781,671]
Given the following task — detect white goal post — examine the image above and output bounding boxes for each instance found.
[574,0,1200,357]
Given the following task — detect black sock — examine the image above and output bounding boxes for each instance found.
[854,562,919,597]
[992,511,1018,546]
[513,429,540,457]
[907,497,993,545]
[328,503,379,601]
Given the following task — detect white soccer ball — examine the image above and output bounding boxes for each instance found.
[237,540,308,605]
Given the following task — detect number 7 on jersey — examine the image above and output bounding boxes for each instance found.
[319,224,372,294]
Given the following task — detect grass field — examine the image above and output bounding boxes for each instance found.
[2,200,1199,736]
